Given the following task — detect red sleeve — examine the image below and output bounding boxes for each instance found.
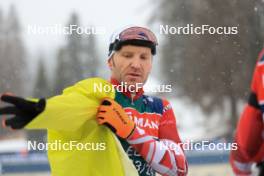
[252,48,264,103]
[159,99,182,144]
[230,105,263,175]
[126,99,188,176]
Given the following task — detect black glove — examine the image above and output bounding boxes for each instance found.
[0,94,46,129]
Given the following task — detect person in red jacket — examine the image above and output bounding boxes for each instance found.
[230,48,264,175]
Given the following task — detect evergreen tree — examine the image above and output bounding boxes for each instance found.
[0,5,26,136]
[2,5,26,95]
[33,56,50,97]
[53,13,101,94]
[65,12,83,83]
[81,32,99,78]
[53,13,83,94]
[53,48,68,94]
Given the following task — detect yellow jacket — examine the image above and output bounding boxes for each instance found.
[26,78,138,176]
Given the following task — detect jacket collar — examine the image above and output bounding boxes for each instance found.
[110,77,144,101]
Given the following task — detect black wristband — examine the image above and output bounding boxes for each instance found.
[248,92,260,109]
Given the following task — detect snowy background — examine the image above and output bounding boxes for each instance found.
[0,0,264,175]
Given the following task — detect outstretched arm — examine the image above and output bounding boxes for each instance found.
[1,78,115,131]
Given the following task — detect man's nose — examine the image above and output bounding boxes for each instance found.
[130,57,141,69]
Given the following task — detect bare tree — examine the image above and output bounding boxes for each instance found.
[151,0,263,137]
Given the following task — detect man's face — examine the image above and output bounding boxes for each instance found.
[108,45,152,87]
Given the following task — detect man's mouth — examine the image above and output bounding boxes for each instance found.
[126,73,141,77]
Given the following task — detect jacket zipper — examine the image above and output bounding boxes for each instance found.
[131,93,135,105]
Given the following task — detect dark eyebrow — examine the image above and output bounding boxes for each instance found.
[121,51,133,54]
[141,52,151,56]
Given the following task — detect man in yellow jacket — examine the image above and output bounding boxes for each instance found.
[0,26,188,176]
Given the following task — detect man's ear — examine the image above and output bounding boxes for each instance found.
[108,57,113,70]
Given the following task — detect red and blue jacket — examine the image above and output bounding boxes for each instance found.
[111,79,188,176]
